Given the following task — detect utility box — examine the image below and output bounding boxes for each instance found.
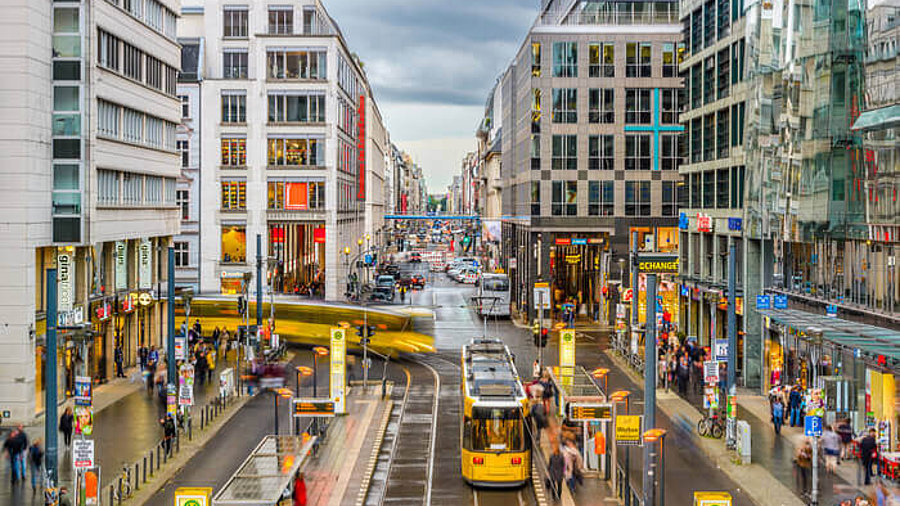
[736,420,751,464]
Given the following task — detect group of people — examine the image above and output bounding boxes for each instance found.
[525,366,585,498]
[2,425,44,490]
[665,338,707,396]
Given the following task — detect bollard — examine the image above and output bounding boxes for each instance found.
[156,444,161,471]
[134,463,139,490]
[188,418,192,441]
[109,485,114,506]
[163,442,168,464]
[143,456,147,483]
[117,477,123,505]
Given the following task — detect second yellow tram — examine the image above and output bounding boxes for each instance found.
[460,338,531,487]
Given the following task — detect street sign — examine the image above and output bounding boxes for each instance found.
[756,295,771,309]
[509,258,517,270]
[774,294,788,309]
[616,303,626,319]
[292,399,336,417]
[568,403,612,422]
[559,329,576,370]
[175,487,212,506]
[622,287,634,303]
[330,327,347,414]
[714,339,728,361]
[636,254,679,274]
[175,336,186,361]
[534,283,551,310]
[73,439,94,468]
[804,415,823,437]
[704,360,720,383]
[615,415,643,446]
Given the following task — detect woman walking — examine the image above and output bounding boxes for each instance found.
[59,407,74,448]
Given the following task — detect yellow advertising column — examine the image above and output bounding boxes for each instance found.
[330,327,347,414]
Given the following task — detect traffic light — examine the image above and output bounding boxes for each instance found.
[356,325,376,345]
[540,328,549,348]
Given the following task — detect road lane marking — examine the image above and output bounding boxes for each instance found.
[416,359,441,506]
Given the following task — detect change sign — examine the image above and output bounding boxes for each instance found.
[636,254,679,274]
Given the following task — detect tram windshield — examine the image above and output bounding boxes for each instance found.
[467,406,524,452]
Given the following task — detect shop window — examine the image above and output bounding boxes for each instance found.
[221,225,246,263]
[221,180,246,210]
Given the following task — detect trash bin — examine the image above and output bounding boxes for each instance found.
[736,420,751,464]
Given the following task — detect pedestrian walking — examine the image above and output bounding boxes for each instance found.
[771,397,785,435]
[836,418,854,460]
[138,344,148,371]
[794,438,813,497]
[147,346,159,393]
[59,407,74,448]
[860,428,879,485]
[563,439,584,492]
[789,385,803,427]
[4,424,28,484]
[28,438,43,491]
[114,345,125,378]
[532,360,540,379]
[160,414,176,457]
[206,349,216,384]
[547,444,565,499]
[823,425,841,474]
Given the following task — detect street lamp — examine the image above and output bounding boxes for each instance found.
[311,346,329,398]
[610,390,632,504]
[294,367,312,435]
[591,368,609,397]
[273,387,292,435]
[643,428,668,506]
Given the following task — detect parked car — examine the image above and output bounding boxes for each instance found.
[372,275,396,302]
[409,252,422,263]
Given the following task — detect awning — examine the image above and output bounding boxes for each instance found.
[213,435,316,505]
[850,104,900,132]
[759,308,900,365]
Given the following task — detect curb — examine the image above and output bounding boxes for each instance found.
[356,398,394,506]
[120,392,255,505]
[604,349,804,506]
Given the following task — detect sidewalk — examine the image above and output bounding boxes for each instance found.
[1,355,232,505]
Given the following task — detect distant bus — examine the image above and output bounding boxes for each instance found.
[477,273,510,317]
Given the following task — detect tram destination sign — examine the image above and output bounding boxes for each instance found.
[568,403,612,422]
[292,399,336,417]
[636,254,679,274]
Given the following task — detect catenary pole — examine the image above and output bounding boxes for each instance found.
[167,247,176,386]
[643,273,657,506]
[45,268,59,487]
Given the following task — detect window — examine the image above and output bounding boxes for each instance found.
[717,49,730,99]
[268,136,325,167]
[145,176,163,203]
[302,7,317,34]
[98,100,120,138]
[625,135,651,170]
[98,30,119,70]
[176,189,189,220]
[690,173,700,208]
[173,242,189,267]
[625,89,651,124]
[177,140,189,167]
[530,181,541,216]
[703,0,715,48]
[730,166,744,208]
[716,109,729,159]
[690,65,702,109]
[123,107,143,143]
[268,6,293,34]
[221,180,246,210]
[588,181,614,216]
[223,50,248,79]
[589,43,614,77]
[703,114,715,161]
[531,135,541,170]
[221,138,246,166]
[223,7,248,38]
[661,135,682,171]
[625,181,651,216]
[552,42,577,77]
[266,49,327,80]
[551,135,577,170]
[221,225,246,263]
[551,89,577,123]
[267,92,326,123]
[704,56,715,104]
[122,172,142,205]
[691,117,702,163]
[145,55,163,90]
[98,169,119,205]
[626,43,651,77]
[716,168,729,208]
[662,181,677,216]
[588,88,614,124]
[717,0,731,39]
[531,89,541,133]
[661,89,679,124]
[532,42,541,77]
[267,180,326,210]
[702,170,715,208]
[178,95,189,118]
[588,135,614,170]
[552,181,577,216]
[123,42,142,81]
[221,92,246,123]
[662,43,677,77]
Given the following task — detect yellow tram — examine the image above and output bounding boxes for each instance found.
[460,338,531,487]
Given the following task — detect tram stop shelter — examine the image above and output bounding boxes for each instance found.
[548,366,612,474]
[213,435,317,506]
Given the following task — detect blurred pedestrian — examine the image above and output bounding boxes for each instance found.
[771,396,784,435]
[823,425,841,473]
[860,428,879,485]
[548,444,565,499]
[160,414,176,457]
[563,439,583,492]
[795,438,813,497]
[28,438,43,491]
[836,418,853,460]
[789,385,803,427]
[114,345,125,378]
[58,486,73,506]
[59,407,74,448]
[4,424,28,484]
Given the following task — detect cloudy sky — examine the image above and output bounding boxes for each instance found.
[325,0,538,192]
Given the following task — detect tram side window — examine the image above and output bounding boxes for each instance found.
[467,407,524,452]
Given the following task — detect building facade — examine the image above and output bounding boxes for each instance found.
[180,0,386,302]
[1,0,182,422]
[500,0,684,323]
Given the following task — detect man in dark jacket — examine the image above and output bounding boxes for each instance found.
[160,415,176,457]
[789,386,803,427]
[114,345,125,378]
[860,428,878,485]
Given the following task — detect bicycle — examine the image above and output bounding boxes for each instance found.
[112,465,133,501]
[697,411,725,439]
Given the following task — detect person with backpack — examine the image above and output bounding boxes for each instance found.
[771,397,785,435]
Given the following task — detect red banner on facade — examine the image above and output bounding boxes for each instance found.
[313,226,326,244]
[357,95,366,201]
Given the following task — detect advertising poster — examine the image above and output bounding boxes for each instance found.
[74,406,93,436]
[481,220,501,243]
[74,376,92,407]
[179,363,195,406]
[75,467,100,506]
[167,384,177,417]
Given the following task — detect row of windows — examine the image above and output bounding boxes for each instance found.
[543,88,679,125]
[219,137,326,168]
[104,0,177,39]
[97,99,177,151]
[97,168,175,206]
[684,41,744,108]
[98,29,177,95]
[685,166,745,209]
[338,138,357,175]
[267,181,326,210]
[686,103,745,164]
[531,134,682,171]
[682,0,742,59]
[266,49,327,80]
[337,54,363,100]
[337,96,358,137]
[529,180,678,216]
[533,41,682,79]
[224,5,323,38]
[268,92,326,123]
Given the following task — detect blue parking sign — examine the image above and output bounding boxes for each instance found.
[804,415,823,437]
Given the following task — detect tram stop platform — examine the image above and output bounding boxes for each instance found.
[301,385,391,506]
